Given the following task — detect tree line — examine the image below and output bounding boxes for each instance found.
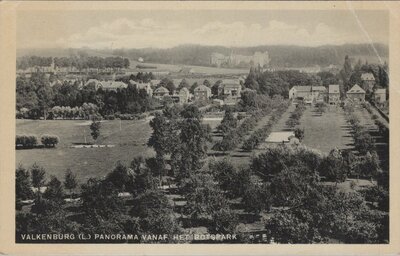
[17,56,130,71]
[16,72,158,120]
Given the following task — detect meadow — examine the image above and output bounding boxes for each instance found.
[16,119,155,183]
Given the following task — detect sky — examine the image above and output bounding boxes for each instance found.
[17,9,389,49]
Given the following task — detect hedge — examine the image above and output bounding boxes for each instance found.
[16,135,38,147]
[41,134,60,147]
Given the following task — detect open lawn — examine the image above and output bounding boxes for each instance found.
[299,105,353,153]
[16,119,155,183]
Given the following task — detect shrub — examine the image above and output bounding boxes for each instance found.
[104,114,116,120]
[294,128,305,142]
[41,134,60,147]
[16,134,38,147]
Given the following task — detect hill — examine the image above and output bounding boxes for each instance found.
[18,43,388,68]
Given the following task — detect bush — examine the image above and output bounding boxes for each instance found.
[41,134,60,147]
[104,114,116,120]
[16,134,38,147]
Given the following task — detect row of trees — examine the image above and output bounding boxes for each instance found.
[17,56,130,71]
[242,100,290,151]
[286,103,306,128]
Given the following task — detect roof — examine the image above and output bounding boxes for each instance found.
[85,79,100,86]
[154,86,169,93]
[265,131,295,143]
[361,73,375,81]
[329,84,340,94]
[312,86,327,92]
[375,88,386,94]
[222,79,241,84]
[347,84,366,94]
[179,87,189,93]
[291,86,311,92]
[100,81,128,89]
[194,84,211,92]
[224,83,241,89]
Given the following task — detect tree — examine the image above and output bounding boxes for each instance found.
[105,162,130,191]
[89,119,101,142]
[43,176,64,202]
[130,190,181,237]
[294,127,305,142]
[315,102,327,115]
[16,166,34,201]
[218,109,237,134]
[183,174,229,220]
[209,207,239,234]
[340,55,353,92]
[354,131,375,155]
[266,210,311,243]
[176,107,212,180]
[178,79,190,90]
[242,182,271,215]
[30,164,46,196]
[240,89,258,110]
[318,148,347,184]
[270,166,319,207]
[64,169,78,198]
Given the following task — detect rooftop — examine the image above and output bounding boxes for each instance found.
[361,73,375,81]
[347,84,366,94]
[329,84,340,94]
[265,131,295,143]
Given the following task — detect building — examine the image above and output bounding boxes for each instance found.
[289,86,326,101]
[328,84,340,105]
[361,73,375,92]
[347,84,366,102]
[153,86,170,99]
[194,84,212,101]
[374,88,387,103]
[211,51,270,68]
[84,79,128,91]
[222,80,242,99]
[265,131,297,144]
[178,87,190,103]
[130,80,153,96]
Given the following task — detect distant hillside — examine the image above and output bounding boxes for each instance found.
[18,43,388,68]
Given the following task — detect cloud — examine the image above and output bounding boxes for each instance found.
[58,18,369,49]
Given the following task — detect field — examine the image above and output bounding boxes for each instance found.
[16,119,155,183]
[129,60,249,75]
[299,105,353,153]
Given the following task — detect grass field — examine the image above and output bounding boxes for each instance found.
[16,119,155,183]
[299,105,353,153]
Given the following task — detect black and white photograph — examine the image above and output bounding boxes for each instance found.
[9,2,393,246]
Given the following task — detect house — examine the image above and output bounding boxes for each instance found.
[347,84,365,102]
[289,86,326,101]
[85,79,102,89]
[361,73,375,92]
[222,81,242,99]
[212,99,224,106]
[99,81,128,91]
[150,79,161,87]
[153,86,170,99]
[194,84,212,101]
[374,88,387,103]
[178,87,190,103]
[130,80,153,96]
[328,84,340,105]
